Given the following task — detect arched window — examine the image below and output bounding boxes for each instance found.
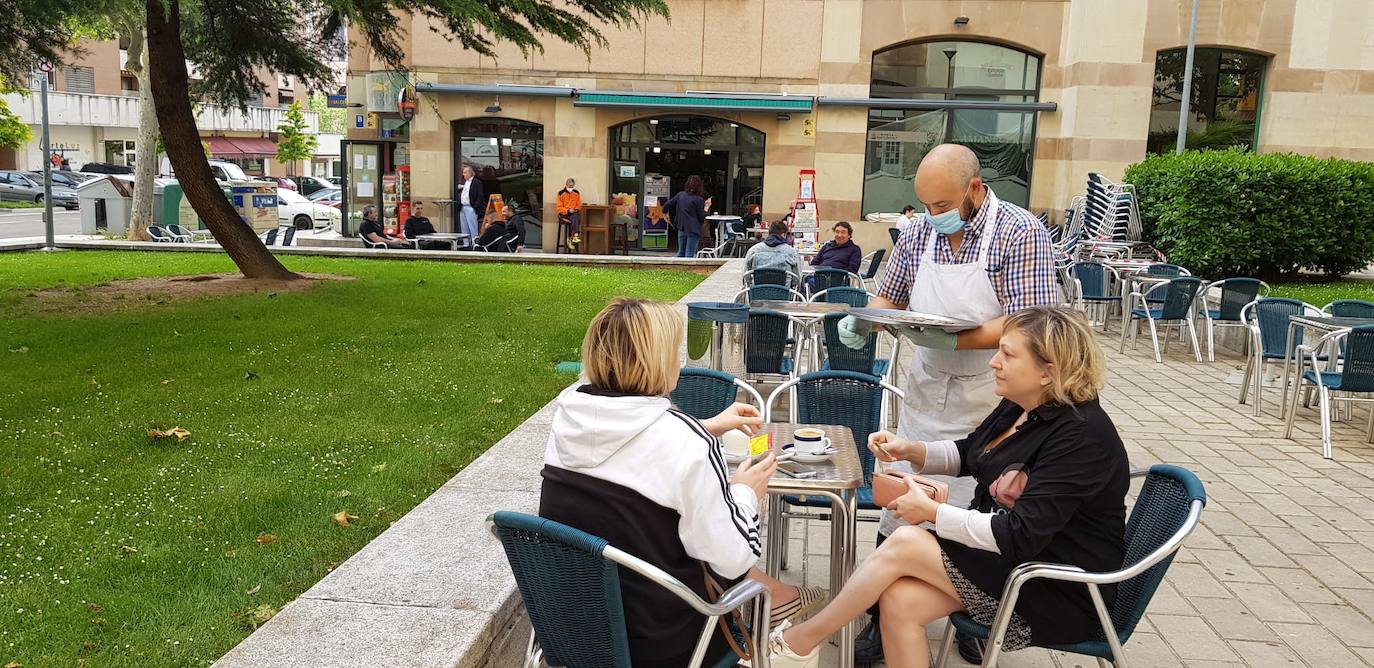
[864,40,1042,214]
[1148,48,1267,154]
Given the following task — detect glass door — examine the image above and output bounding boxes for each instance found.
[342,141,383,236]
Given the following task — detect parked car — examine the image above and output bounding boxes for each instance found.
[307,187,341,208]
[277,187,340,230]
[276,177,298,191]
[292,175,332,196]
[0,170,79,209]
[158,158,249,182]
[24,170,95,189]
[80,162,134,175]
[327,176,342,186]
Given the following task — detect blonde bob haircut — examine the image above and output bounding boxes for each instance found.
[581,298,684,397]
[1003,306,1105,406]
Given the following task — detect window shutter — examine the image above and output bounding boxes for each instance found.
[63,66,95,93]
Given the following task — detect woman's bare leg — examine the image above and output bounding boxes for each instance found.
[783,526,958,654]
[748,567,799,604]
[878,577,963,668]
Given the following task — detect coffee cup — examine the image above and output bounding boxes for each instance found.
[721,429,750,457]
[794,428,831,455]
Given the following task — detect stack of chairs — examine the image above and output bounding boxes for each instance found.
[1062,173,1163,263]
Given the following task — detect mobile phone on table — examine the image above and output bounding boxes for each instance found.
[748,450,794,465]
[778,462,816,478]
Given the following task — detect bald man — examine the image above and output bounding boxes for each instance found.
[838,144,1058,663]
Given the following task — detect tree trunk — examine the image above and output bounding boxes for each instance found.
[144,0,298,280]
[126,30,157,241]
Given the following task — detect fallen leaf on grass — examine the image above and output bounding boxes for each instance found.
[119,545,138,553]
[373,507,388,519]
[331,511,357,528]
[50,431,63,437]
[147,427,191,442]
[244,371,259,381]
[246,584,260,596]
[248,603,277,628]
[7,346,28,353]
[160,379,173,385]
[87,603,103,614]
[254,533,278,545]
[335,490,351,498]
[371,463,387,473]
[81,641,97,651]
[488,397,504,404]
[89,378,100,388]
[6,661,23,668]
[89,618,106,627]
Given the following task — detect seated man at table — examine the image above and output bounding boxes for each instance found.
[475,204,520,252]
[745,219,803,289]
[404,201,448,250]
[806,221,863,293]
[359,205,411,248]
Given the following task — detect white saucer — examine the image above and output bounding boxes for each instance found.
[724,451,748,464]
[792,450,835,464]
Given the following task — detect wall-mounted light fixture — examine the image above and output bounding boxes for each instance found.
[703,149,713,155]
[652,146,662,153]
[953,15,970,25]
[776,113,791,121]
[649,118,659,125]
[484,96,502,113]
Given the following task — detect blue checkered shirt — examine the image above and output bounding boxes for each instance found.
[877,188,1058,314]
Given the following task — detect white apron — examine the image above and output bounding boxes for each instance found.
[879,188,1006,536]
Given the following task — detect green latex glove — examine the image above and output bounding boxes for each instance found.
[900,326,958,351]
[838,315,874,350]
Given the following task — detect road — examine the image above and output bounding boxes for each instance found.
[0,208,84,239]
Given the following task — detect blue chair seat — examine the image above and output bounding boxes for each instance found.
[1131,307,1164,319]
[821,359,890,377]
[1083,295,1120,302]
[1303,369,1345,390]
[778,358,794,374]
[1205,309,1243,321]
[785,484,878,511]
[949,611,1120,661]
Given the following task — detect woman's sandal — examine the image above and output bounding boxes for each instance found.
[768,586,827,630]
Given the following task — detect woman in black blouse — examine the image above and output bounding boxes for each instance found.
[767,306,1129,668]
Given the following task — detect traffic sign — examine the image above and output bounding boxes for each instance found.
[37,61,54,73]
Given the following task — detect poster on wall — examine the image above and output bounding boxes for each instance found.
[641,174,671,251]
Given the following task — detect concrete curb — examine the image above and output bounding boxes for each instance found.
[213,260,745,668]
[0,238,727,271]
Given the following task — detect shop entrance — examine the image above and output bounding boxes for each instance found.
[609,116,765,252]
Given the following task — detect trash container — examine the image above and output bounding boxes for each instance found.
[687,302,749,369]
[228,181,278,232]
[77,176,133,235]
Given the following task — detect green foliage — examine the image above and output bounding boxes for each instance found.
[0,99,31,150]
[308,92,345,135]
[1147,120,1256,155]
[275,100,317,170]
[0,250,702,666]
[2,0,669,110]
[1125,149,1374,280]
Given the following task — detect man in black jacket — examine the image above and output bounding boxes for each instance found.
[807,221,863,292]
[404,201,449,250]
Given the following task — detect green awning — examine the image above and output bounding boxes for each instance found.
[575,92,812,113]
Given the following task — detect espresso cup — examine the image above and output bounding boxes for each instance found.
[794,428,830,455]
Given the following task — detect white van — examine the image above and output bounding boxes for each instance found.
[159,158,249,182]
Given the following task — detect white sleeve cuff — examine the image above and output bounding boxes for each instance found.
[919,440,961,476]
[729,483,760,517]
[935,504,1001,554]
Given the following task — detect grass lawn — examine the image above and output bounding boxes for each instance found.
[0,250,702,667]
[1268,279,1374,308]
[0,200,46,209]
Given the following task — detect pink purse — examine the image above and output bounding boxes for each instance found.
[872,471,949,508]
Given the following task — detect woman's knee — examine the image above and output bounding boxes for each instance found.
[878,578,958,627]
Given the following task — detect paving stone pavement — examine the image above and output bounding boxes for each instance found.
[756,325,1374,667]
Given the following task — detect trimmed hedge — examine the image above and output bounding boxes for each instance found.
[1124,149,1374,280]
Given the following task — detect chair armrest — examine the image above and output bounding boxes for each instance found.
[603,544,770,617]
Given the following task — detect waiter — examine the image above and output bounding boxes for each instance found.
[837,143,1058,663]
[457,164,484,248]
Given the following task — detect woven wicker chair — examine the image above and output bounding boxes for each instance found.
[1120,277,1203,363]
[488,511,767,668]
[819,312,890,379]
[1284,324,1374,459]
[670,368,764,420]
[1197,277,1268,361]
[935,465,1206,668]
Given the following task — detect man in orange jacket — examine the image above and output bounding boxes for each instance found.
[556,178,582,249]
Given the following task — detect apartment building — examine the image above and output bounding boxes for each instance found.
[342,0,1374,253]
[0,38,320,177]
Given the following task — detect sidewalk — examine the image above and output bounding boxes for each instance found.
[770,326,1374,667]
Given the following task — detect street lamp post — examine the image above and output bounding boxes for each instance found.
[1175,0,1201,154]
[942,47,958,139]
[38,62,55,250]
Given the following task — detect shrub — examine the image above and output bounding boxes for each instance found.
[1124,149,1374,280]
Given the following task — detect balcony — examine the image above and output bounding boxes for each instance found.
[1,90,318,134]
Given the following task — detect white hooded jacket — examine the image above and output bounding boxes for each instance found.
[542,382,761,579]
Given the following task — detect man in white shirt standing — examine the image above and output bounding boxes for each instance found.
[896,204,919,232]
[458,164,484,248]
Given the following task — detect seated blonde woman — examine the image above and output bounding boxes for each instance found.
[768,306,1130,668]
[540,298,825,668]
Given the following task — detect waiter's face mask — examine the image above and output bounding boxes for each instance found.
[925,182,977,235]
